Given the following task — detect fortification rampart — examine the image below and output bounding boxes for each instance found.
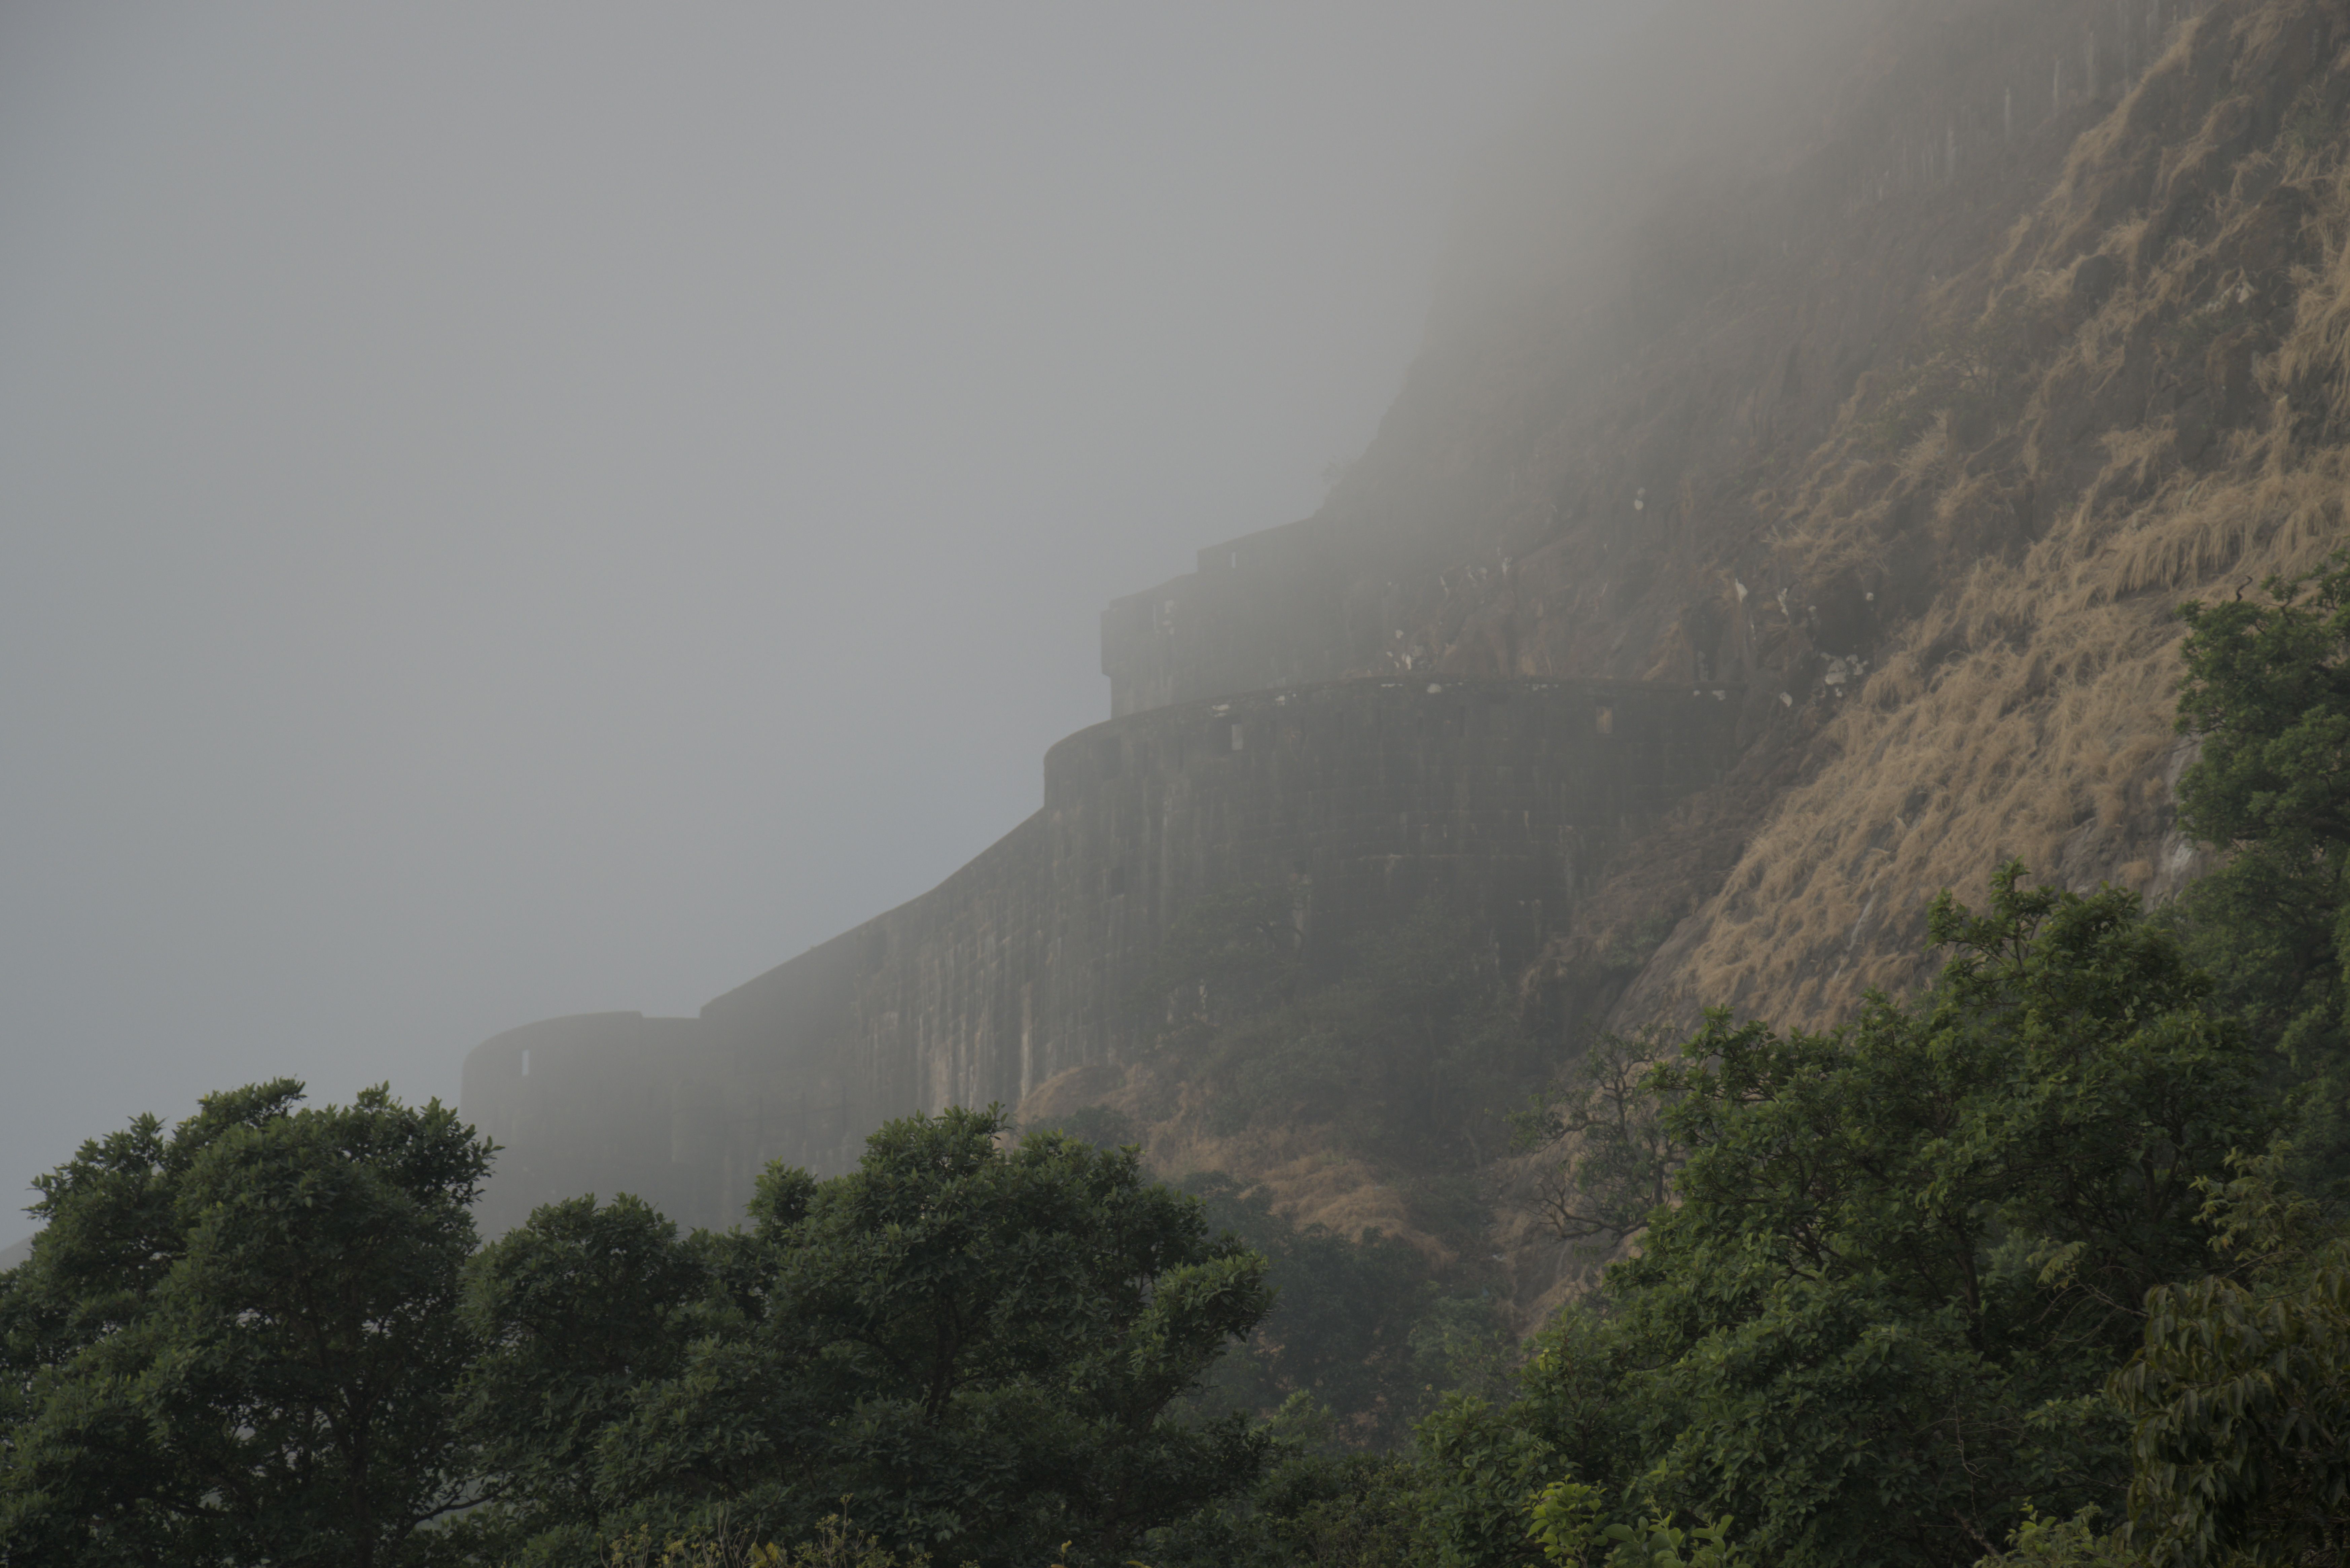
[462,676,1741,1234]
[1102,518,1364,717]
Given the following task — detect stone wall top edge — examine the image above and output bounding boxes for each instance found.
[460,1011,698,1101]
[696,809,1049,1025]
[1050,674,1747,758]
[1103,512,1356,613]
[463,1010,657,1072]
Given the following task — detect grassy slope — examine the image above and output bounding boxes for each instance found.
[1655,0,2350,1028]
[1030,0,2350,1327]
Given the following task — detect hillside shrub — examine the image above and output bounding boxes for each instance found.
[1400,867,2275,1568]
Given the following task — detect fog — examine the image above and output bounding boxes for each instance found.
[0,4,1650,1220]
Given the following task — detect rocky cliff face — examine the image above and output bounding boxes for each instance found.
[1054,0,2350,1314]
[1633,0,2349,1031]
[468,0,2350,1310]
[1114,0,2349,1034]
[465,678,1739,1236]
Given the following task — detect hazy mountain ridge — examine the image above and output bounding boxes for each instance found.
[1303,0,2348,1032]
[1052,0,2350,1316]
[1630,0,2346,1030]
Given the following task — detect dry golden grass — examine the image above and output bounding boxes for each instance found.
[1896,412,1957,489]
[1015,1061,1450,1262]
[1632,0,2350,1031]
[1665,481,2345,1032]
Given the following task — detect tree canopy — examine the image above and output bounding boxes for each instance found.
[2170,553,2350,1198]
[464,1106,1273,1568]
[0,1082,492,1568]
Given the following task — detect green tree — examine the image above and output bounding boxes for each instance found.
[1138,1430,1425,1568]
[2172,554,2350,1195]
[1412,1391,1562,1568]
[2109,1146,2349,1568]
[1966,1149,2350,1568]
[1518,1029,1687,1259]
[1611,869,2273,1568]
[1504,1303,1651,1518]
[1526,1478,1751,1568]
[458,1192,725,1563]
[590,1107,1273,1568]
[1424,871,2275,1568]
[0,1082,492,1568]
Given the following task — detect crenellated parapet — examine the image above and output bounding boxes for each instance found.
[463,676,1742,1235]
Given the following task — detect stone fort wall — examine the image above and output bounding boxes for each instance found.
[1101,518,1367,718]
[462,675,1741,1234]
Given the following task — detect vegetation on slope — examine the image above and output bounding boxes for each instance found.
[15,2,2350,1560]
[1634,0,2350,1029]
[1,1104,1266,1568]
[1036,0,2350,1291]
[11,562,2350,1566]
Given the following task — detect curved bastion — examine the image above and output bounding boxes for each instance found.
[461,675,1743,1235]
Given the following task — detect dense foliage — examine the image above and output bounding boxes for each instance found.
[1394,870,2279,1568]
[565,1107,1272,1568]
[9,566,2350,1565]
[2108,1149,2348,1568]
[2,1104,1270,1568]
[2169,556,2350,1199]
[0,1082,492,1567]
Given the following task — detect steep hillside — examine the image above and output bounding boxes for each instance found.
[1633,0,2349,1029]
[1051,0,2350,1315]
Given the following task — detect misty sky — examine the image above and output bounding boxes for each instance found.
[0,3,1622,1225]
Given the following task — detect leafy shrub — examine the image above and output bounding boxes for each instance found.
[2109,1148,2349,1568]
[1527,1481,1748,1568]
[601,1501,949,1567]
[1391,868,2276,1568]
